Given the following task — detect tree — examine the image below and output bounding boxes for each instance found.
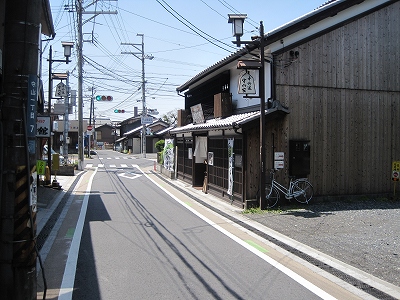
[162,109,178,125]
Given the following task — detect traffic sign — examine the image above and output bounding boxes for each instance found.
[87,125,93,131]
[392,161,400,181]
[141,116,153,124]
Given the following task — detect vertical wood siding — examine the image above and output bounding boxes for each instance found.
[274,2,400,196]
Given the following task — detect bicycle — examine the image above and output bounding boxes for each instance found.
[265,169,313,208]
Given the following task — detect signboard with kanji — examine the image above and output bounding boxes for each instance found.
[36,116,51,137]
[55,82,67,97]
[392,161,400,181]
[27,74,38,138]
[238,70,257,94]
[36,160,46,175]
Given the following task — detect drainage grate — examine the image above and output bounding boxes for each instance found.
[153,172,397,300]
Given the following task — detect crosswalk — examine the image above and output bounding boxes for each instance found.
[85,156,138,169]
[85,163,139,169]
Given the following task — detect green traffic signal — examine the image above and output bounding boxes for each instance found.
[96,95,101,101]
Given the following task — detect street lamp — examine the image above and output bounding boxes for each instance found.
[228,14,267,209]
[47,41,74,186]
[228,14,247,47]
[61,41,74,63]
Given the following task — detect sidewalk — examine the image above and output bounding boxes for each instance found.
[36,163,400,299]
[37,175,79,233]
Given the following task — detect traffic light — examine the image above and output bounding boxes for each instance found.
[96,95,113,101]
[114,109,125,113]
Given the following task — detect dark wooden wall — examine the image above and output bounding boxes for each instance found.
[274,2,400,196]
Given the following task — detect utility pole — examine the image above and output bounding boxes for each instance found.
[62,71,70,161]
[0,0,41,298]
[77,0,84,170]
[139,34,147,158]
[75,0,117,169]
[121,34,154,158]
[88,86,95,157]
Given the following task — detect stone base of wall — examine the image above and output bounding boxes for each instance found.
[157,164,175,179]
[52,166,75,176]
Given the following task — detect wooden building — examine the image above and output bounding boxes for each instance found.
[172,0,400,208]
[119,117,170,154]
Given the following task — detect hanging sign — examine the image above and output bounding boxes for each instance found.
[238,70,257,94]
[55,82,67,97]
[36,116,51,137]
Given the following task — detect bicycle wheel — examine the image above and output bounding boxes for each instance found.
[291,179,313,204]
[265,184,279,208]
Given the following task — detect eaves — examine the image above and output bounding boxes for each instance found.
[41,0,55,37]
[170,102,289,134]
[176,0,393,93]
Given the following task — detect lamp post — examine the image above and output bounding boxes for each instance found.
[228,15,267,209]
[47,42,73,183]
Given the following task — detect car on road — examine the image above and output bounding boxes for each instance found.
[42,145,65,165]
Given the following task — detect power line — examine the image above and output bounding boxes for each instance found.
[155,0,236,52]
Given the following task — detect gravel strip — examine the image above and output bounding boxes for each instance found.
[243,198,400,287]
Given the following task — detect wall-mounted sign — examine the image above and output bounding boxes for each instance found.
[190,104,205,124]
[274,160,284,169]
[274,151,284,169]
[27,74,38,138]
[208,152,214,166]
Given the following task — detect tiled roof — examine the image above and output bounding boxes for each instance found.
[123,125,144,136]
[171,102,289,134]
[154,125,175,136]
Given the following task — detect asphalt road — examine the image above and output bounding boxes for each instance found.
[70,152,333,299]
[37,150,390,299]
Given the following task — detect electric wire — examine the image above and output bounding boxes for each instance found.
[155,0,235,52]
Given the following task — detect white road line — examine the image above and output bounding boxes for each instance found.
[85,164,93,168]
[139,166,337,300]
[109,164,116,168]
[120,164,128,168]
[98,164,104,168]
[58,168,98,300]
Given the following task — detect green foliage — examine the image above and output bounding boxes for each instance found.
[243,206,284,214]
[155,140,165,152]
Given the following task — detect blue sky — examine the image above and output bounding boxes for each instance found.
[46,0,326,122]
